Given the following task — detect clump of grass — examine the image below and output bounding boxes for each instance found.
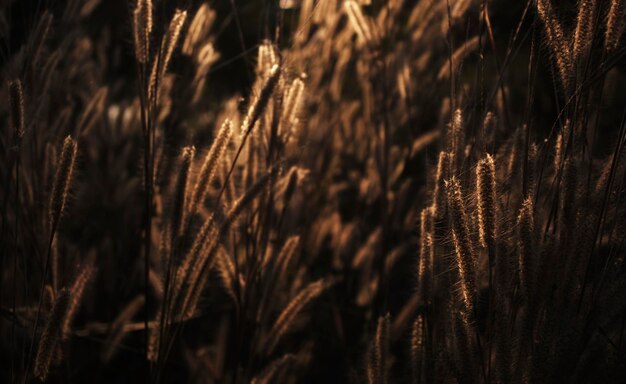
[1,1,625,383]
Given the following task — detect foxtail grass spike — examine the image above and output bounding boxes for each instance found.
[61,263,95,339]
[432,151,450,219]
[49,136,78,231]
[9,79,25,144]
[573,0,596,60]
[368,313,390,384]
[536,0,573,89]
[410,315,424,384]
[242,64,281,136]
[267,279,333,354]
[34,289,70,381]
[445,177,477,314]
[171,146,195,248]
[517,198,535,300]
[133,0,152,64]
[605,0,626,52]
[189,120,233,215]
[418,207,434,302]
[476,154,496,250]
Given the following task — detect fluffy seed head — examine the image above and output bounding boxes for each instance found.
[9,79,25,144]
[133,0,152,64]
[267,279,332,353]
[257,41,280,76]
[445,177,477,313]
[411,315,424,383]
[281,77,306,137]
[554,132,563,177]
[189,120,233,214]
[215,246,237,302]
[418,207,434,302]
[517,198,535,298]
[573,0,596,60]
[61,264,95,339]
[536,0,573,89]
[182,4,215,55]
[49,136,78,230]
[477,154,497,249]
[526,143,538,198]
[161,9,188,73]
[171,146,195,246]
[242,64,281,136]
[433,151,450,218]
[368,313,390,384]
[34,289,70,381]
[447,109,464,167]
[605,0,626,52]
[276,235,301,281]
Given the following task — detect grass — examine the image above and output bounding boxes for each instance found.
[1,0,626,382]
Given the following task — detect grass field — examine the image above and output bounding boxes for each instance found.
[1,0,626,382]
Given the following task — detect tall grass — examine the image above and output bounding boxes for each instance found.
[0,0,625,382]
